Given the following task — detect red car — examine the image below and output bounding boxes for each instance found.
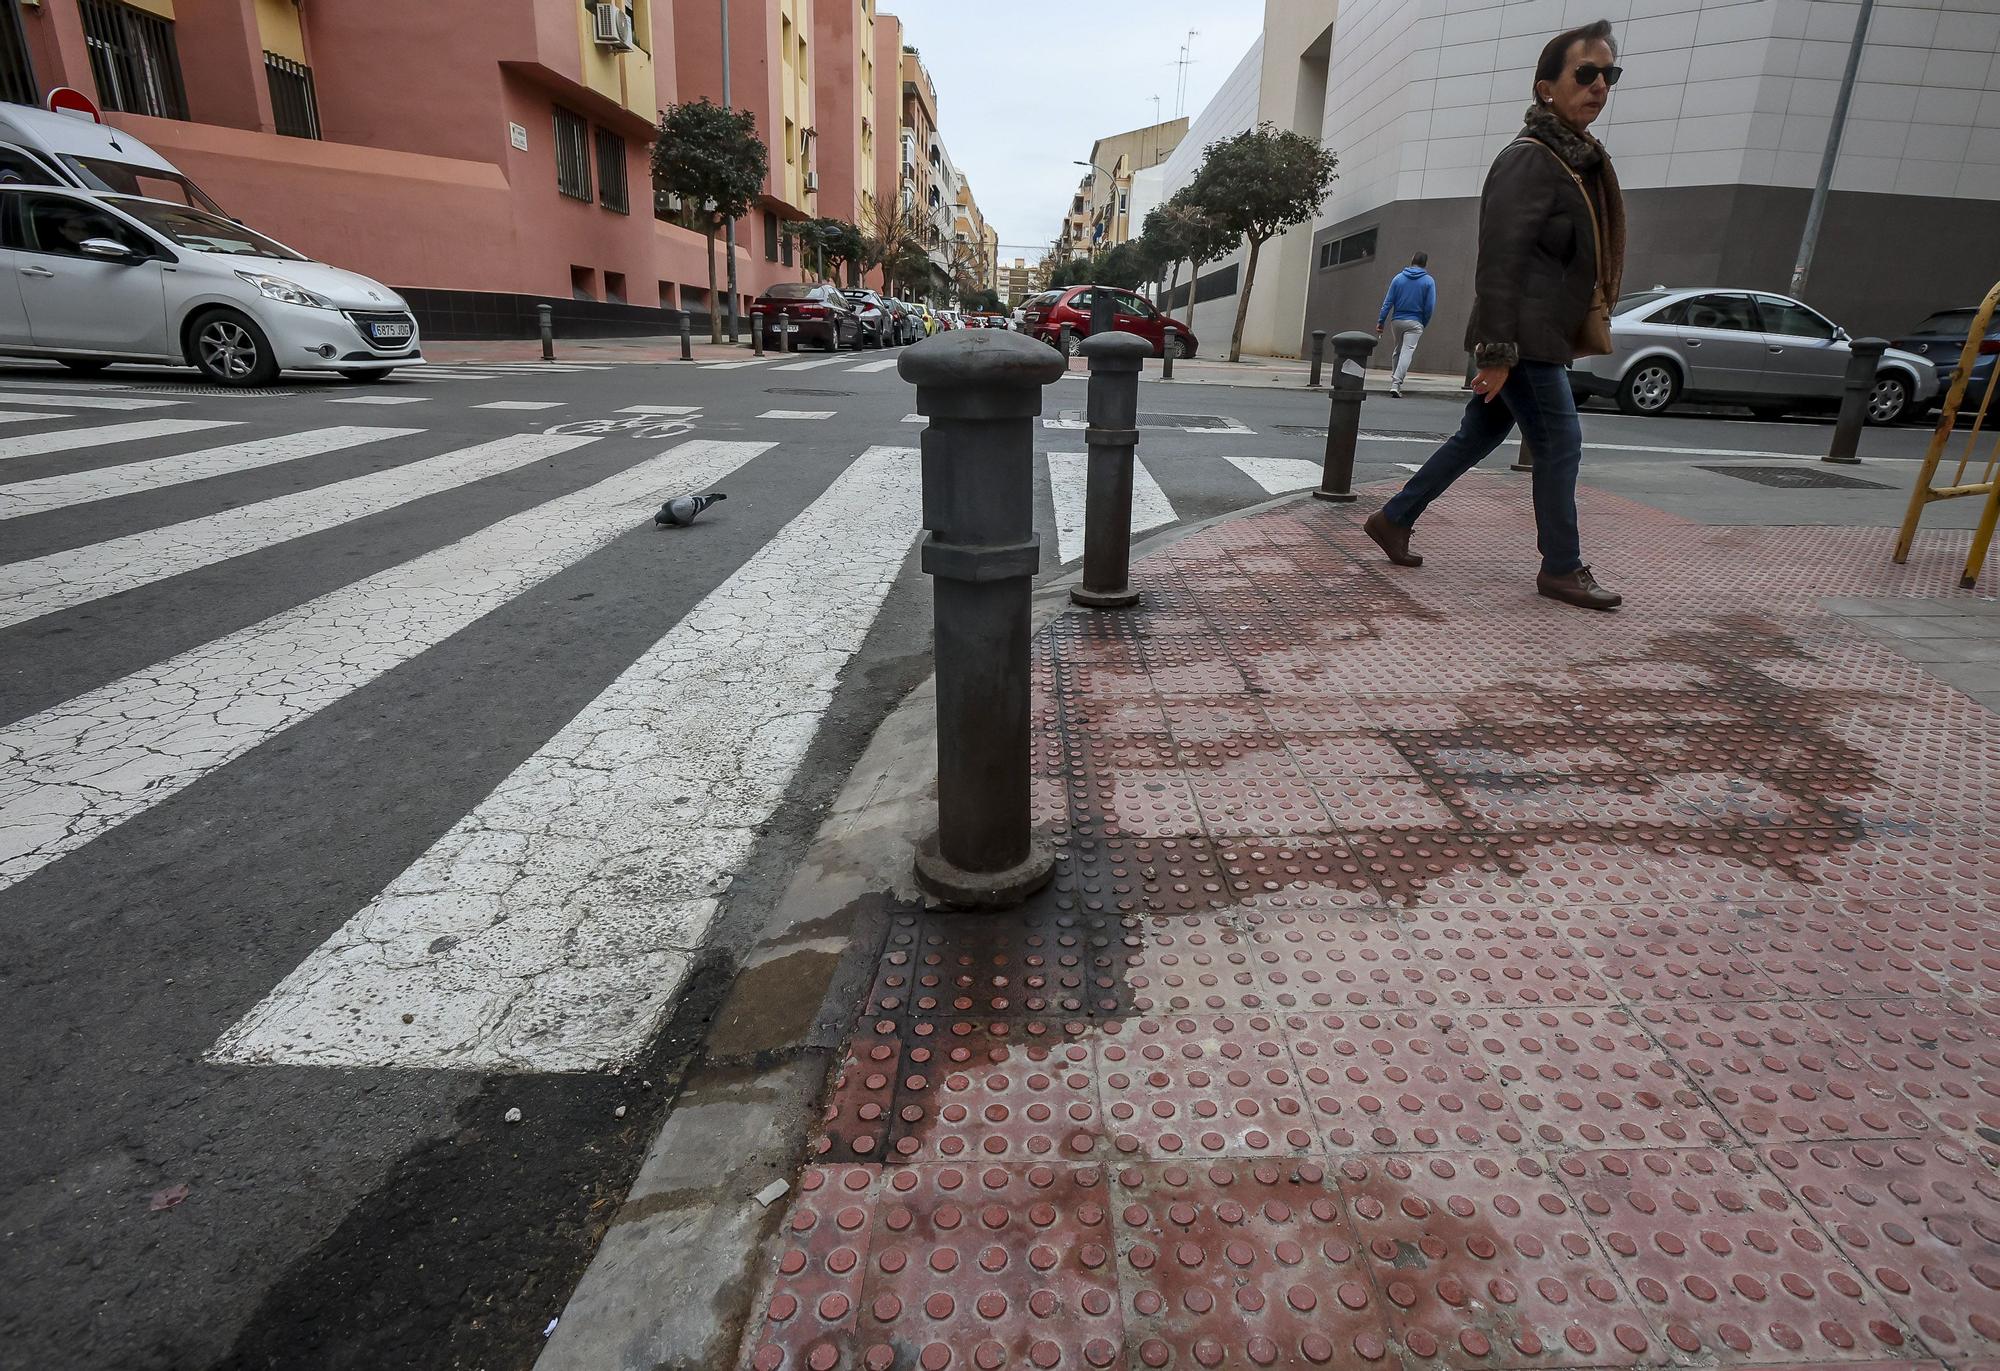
[751,282,862,351]
[1022,285,1196,360]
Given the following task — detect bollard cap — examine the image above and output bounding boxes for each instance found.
[899,328,1067,390]
[1331,329,1380,357]
[1079,330,1153,366]
[1850,336,1890,355]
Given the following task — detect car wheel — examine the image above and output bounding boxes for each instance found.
[340,368,395,383]
[1170,337,1192,361]
[1063,332,1085,358]
[1616,359,1680,417]
[59,358,110,375]
[1749,405,1789,421]
[190,309,280,386]
[1865,372,1912,425]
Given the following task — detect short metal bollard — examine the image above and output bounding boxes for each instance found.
[680,313,694,362]
[1071,331,1153,610]
[1162,325,1177,381]
[1308,330,1327,388]
[538,304,555,362]
[1058,321,1073,360]
[1826,337,1888,465]
[780,309,793,354]
[1513,437,1534,472]
[752,310,765,356]
[1315,331,1378,502]
[901,331,1065,908]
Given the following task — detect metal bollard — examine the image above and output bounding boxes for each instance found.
[1162,325,1177,381]
[1071,331,1153,610]
[1513,437,1534,472]
[780,309,792,354]
[680,312,694,362]
[900,330,1066,908]
[1826,337,1888,465]
[1464,353,1478,389]
[1089,289,1115,340]
[1058,321,1073,360]
[1308,330,1327,388]
[752,310,765,356]
[1315,331,1378,503]
[538,304,554,362]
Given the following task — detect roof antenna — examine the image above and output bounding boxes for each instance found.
[1173,30,1198,117]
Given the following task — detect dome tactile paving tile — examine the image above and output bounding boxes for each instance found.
[735,493,2000,1368]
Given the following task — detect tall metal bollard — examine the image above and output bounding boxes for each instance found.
[780,309,792,353]
[900,331,1066,908]
[680,312,694,362]
[1089,289,1115,341]
[1308,330,1327,388]
[752,309,765,356]
[538,304,554,362]
[1315,331,1378,503]
[1513,437,1534,472]
[1826,337,1888,465]
[1071,332,1153,610]
[1161,325,1177,381]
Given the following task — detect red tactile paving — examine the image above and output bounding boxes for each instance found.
[739,490,2000,1369]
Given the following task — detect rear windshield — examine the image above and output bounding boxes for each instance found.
[109,198,304,260]
[1911,309,1996,338]
[763,283,824,300]
[62,156,226,215]
[1614,291,1669,316]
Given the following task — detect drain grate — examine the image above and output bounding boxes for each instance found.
[1138,412,1233,430]
[116,383,313,397]
[1698,464,1891,490]
[765,387,854,397]
[1275,424,1327,436]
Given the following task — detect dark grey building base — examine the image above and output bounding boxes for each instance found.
[396,287,693,341]
[914,831,1055,910]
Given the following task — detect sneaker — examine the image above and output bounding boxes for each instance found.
[1364,510,1423,567]
[1389,385,1403,398]
[1536,565,1622,610]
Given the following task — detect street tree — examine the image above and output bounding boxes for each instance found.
[785,216,868,284]
[1186,123,1339,361]
[1145,192,1234,329]
[1047,255,1092,289]
[653,98,769,344]
[860,192,926,294]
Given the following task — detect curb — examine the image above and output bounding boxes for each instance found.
[533,488,1327,1371]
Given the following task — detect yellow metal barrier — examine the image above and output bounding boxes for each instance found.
[1895,279,2000,588]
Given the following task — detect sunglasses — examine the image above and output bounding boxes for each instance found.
[1573,62,1623,88]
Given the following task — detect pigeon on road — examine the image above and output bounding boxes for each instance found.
[655,493,727,527]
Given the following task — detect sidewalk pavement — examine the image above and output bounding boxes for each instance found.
[730,476,2000,1371]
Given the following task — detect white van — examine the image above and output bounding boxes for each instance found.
[0,102,227,212]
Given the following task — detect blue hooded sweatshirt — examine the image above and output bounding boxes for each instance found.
[1378,266,1436,327]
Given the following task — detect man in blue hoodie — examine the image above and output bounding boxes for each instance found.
[1376,253,1437,397]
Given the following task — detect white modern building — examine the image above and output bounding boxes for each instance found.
[1163,0,2000,363]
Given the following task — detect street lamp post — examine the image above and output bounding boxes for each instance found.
[1791,0,1875,298]
[720,0,740,345]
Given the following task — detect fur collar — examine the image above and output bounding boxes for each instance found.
[1523,104,1603,172]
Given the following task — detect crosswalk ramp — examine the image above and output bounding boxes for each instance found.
[0,408,1318,1075]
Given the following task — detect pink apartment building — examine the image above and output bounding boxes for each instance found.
[0,0,853,337]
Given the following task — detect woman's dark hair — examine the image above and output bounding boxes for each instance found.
[1533,19,1617,102]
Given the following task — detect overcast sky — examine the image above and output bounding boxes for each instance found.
[883,0,1266,255]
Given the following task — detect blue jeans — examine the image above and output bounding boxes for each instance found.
[1381,360,1584,576]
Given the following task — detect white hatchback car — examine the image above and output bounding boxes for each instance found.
[0,185,421,385]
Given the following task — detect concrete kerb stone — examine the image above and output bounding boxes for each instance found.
[533,485,1326,1371]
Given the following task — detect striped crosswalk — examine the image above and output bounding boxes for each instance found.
[0,399,1298,1077]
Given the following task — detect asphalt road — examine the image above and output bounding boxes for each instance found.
[0,343,1960,1371]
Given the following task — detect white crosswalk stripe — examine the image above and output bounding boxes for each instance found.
[845,357,900,373]
[0,432,591,630]
[1220,454,1325,494]
[0,417,235,462]
[0,425,419,520]
[214,445,919,1071]
[329,395,430,406]
[771,354,851,372]
[1045,452,1179,565]
[0,438,776,893]
[0,390,183,410]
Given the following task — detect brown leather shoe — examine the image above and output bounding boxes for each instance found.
[1537,565,1622,610]
[1364,510,1422,567]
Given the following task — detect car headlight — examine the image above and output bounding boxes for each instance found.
[236,271,331,308]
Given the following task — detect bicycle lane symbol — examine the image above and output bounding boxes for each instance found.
[544,415,700,440]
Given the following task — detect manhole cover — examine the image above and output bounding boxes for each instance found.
[1275,424,1326,436]
[765,387,854,397]
[1698,464,1891,490]
[1138,412,1231,430]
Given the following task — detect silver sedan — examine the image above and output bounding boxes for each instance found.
[1570,288,1938,424]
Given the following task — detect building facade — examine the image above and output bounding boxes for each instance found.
[1076,117,1187,250]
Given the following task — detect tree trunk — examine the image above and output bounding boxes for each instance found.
[1183,258,1199,328]
[1228,237,1262,364]
[704,223,722,345]
[1166,261,1182,317]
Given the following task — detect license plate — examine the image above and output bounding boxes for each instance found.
[369,320,413,340]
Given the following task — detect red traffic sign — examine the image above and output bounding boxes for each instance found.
[45,87,100,122]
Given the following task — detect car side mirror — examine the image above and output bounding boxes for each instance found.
[1834,326,1851,342]
[79,238,138,261]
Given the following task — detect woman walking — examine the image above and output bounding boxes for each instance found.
[1364,19,1627,610]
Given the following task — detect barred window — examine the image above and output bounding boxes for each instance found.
[0,0,36,106]
[265,53,321,140]
[595,128,628,214]
[554,107,592,201]
[80,0,188,121]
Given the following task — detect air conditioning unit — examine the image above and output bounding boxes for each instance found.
[804,171,819,193]
[592,4,633,49]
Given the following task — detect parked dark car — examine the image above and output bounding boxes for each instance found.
[752,282,860,351]
[1893,305,1998,416]
[880,297,915,346]
[841,288,894,347]
[1022,284,1195,359]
